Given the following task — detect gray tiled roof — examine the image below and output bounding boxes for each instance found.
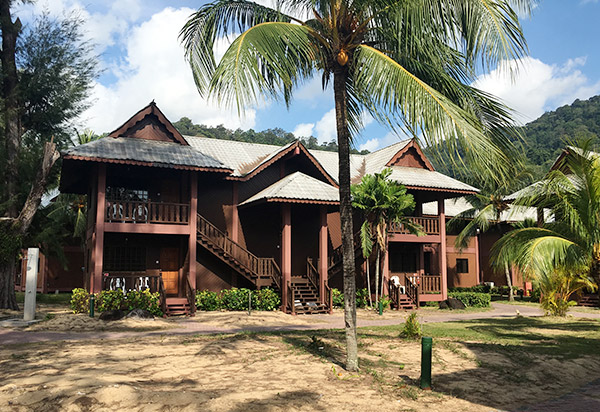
[422,198,539,222]
[388,167,479,192]
[240,172,339,205]
[63,137,228,170]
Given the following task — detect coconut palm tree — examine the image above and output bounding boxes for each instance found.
[180,0,533,370]
[352,168,421,309]
[493,143,600,315]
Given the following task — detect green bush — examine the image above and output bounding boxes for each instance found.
[448,291,491,308]
[356,288,369,308]
[400,313,422,339]
[331,288,344,308]
[195,290,221,311]
[378,294,392,311]
[449,285,490,294]
[96,289,125,312]
[125,290,163,316]
[220,288,252,311]
[252,288,280,311]
[70,288,89,314]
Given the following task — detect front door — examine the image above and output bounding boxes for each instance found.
[160,247,179,296]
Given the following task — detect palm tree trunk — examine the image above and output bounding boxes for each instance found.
[366,258,372,309]
[505,263,514,302]
[375,249,380,309]
[334,68,358,371]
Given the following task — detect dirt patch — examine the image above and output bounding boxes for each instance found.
[1,329,599,411]
[191,310,325,328]
[24,312,174,332]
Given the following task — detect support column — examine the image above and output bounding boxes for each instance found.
[281,204,292,311]
[189,172,198,290]
[92,164,106,294]
[231,182,239,243]
[419,244,425,277]
[475,232,481,284]
[319,205,328,304]
[438,197,448,300]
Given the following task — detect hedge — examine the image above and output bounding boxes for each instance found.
[195,288,280,311]
[331,288,374,309]
[448,291,491,308]
[70,288,163,316]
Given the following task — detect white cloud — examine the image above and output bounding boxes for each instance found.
[293,123,315,138]
[314,109,336,143]
[80,7,256,134]
[473,56,600,123]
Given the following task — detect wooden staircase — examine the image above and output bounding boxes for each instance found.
[290,276,330,314]
[396,294,416,310]
[165,297,191,316]
[578,294,599,307]
[196,213,281,290]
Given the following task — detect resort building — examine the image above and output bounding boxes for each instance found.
[55,102,483,314]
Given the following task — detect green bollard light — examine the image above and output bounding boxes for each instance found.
[420,336,432,390]
[89,294,95,318]
[378,300,383,315]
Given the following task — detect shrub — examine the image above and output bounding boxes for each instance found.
[400,313,422,339]
[70,288,89,314]
[220,288,252,311]
[252,288,280,311]
[331,288,344,308]
[195,290,221,311]
[449,285,490,294]
[378,295,392,311]
[96,289,125,312]
[356,288,369,308]
[448,291,491,308]
[125,290,163,317]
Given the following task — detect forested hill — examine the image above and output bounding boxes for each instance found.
[521,95,600,172]
[173,117,370,154]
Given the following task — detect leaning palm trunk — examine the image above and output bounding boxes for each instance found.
[374,250,380,309]
[505,263,514,302]
[366,259,372,309]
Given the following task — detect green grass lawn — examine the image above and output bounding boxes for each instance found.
[15,292,72,304]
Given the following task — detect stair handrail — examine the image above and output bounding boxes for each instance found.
[197,213,280,288]
[158,274,167,316]
[404,274,420,308]
[185,275,196,315]
[389,281,399,309]
[325,284,333,313]
[306,258,320,292]
[288,281,296,315]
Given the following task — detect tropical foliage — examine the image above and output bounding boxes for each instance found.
[493,142,600,315]
[352,168,419,308]
[181,0,533,370]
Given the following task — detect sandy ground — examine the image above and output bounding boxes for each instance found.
[1,329,600,412]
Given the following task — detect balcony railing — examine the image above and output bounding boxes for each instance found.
[389,216,439,235]
[106,200,189,224]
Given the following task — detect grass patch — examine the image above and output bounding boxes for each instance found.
[15,292,72,304]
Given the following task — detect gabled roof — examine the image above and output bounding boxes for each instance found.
[422,198,540,222]
[240,171,339,206]
[108,101,188,145]
[62,137,230,172]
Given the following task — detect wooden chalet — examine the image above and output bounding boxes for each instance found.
[59,102,480,315]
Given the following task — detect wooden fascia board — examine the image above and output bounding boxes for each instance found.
[385,139,435,171]
[266,197,339,205]
[62,155,232,173]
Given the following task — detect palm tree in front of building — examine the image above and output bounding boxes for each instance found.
[181,0,533,370]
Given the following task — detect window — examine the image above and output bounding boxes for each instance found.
[104,246,146,272]
[456,258,469,274]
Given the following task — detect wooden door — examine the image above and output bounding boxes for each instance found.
[160,248,179,296]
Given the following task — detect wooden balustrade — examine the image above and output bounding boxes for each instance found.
[389,216,439,235]
[105,200,189,224]
[288,281,296,315]
[185,275,196,315]
[418,275,442,294]
[306,258,320,292]
[102,272,162,292]
[197,213,280,288]
[404,274,420,307]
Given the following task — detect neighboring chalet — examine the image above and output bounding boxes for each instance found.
[58,102,480,315]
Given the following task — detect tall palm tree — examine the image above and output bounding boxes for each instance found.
[352,168,420,309]
[180,0,533,370]
[449,170,531,301]
[493,143,600,314]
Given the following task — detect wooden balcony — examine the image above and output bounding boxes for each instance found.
[389,216,440,235]
[106,200,190,225]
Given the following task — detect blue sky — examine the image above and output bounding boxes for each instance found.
[17,0,600,151]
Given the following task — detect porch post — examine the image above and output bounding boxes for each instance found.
[419,245,425,277]
[92,164,106,294]
[189,172,198,290]
[231,182,239,243]
[281,204,292,311]
[438,197,448,300]
[319,205,328,304]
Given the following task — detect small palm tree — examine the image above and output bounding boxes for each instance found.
[493,142,600,315]
[352,168,421,309]
[181,0,533,370]
[449,171,531,301]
